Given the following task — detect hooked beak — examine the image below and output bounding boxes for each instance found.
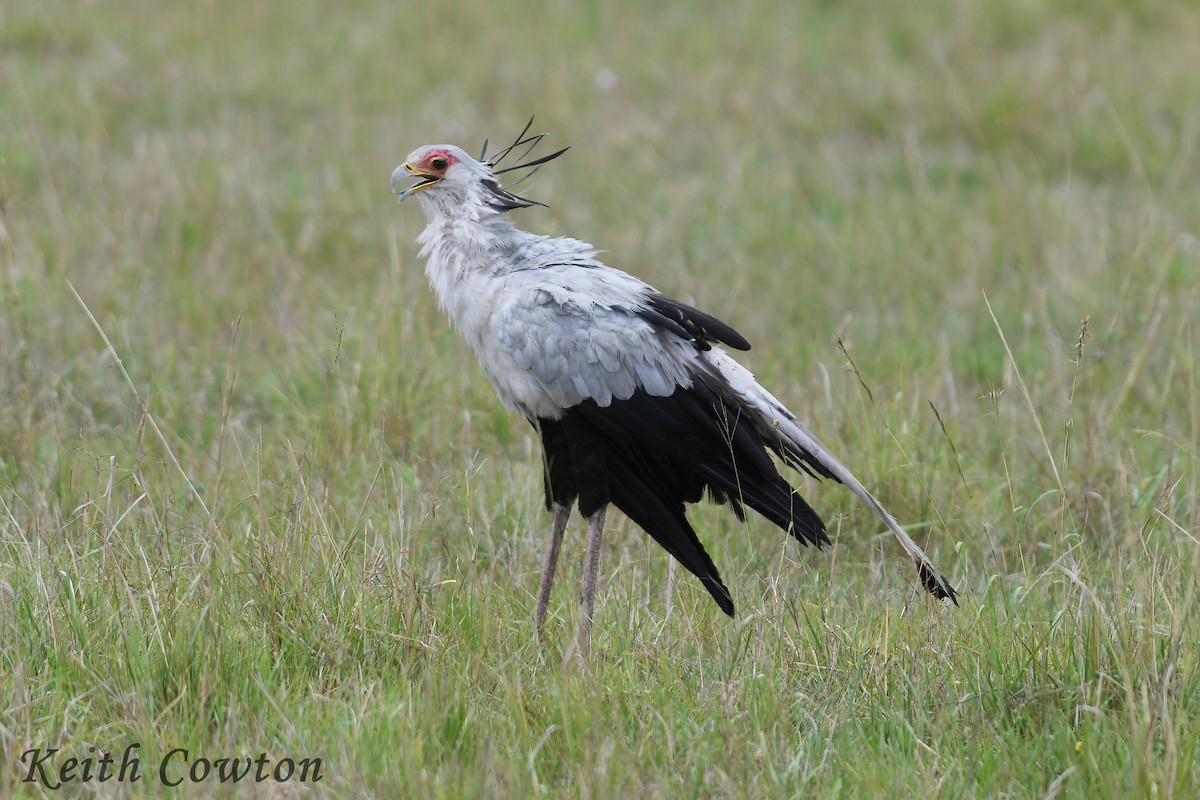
[391,163,440,201]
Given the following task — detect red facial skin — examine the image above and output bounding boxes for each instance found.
[416,148,458,175]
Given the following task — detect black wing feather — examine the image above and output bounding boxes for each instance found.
[536,358,834,616]
[639,294,752,352]
[536,410,734,614]
[574,382,829,549]
[602,445,736,616]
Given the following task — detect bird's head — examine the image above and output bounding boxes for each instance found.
[391,145,477,203]
[391,121,568,217]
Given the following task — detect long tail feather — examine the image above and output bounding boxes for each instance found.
[707,352,959,604]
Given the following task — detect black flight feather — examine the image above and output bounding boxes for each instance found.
[542,379,834,614]
[585,385,831,548]
[642,294,752,352]
[535,411,735,615]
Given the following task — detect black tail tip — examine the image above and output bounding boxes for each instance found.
[918,563,959,606]
[704,577,736,617]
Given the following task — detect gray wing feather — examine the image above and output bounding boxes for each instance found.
[492,264,698,413]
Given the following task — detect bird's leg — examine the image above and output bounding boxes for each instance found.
[578,506,607,655]
[535,503,572,631]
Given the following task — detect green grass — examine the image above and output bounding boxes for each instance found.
[2,0,1198,796]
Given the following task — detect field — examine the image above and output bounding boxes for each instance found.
[2,1,1198,797]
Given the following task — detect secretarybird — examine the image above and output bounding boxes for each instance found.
[391,123,957,649]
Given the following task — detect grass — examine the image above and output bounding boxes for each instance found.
[2,0,1198,796]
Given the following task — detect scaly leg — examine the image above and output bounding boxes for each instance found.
[578,506,607,655]
[535,503,572,631]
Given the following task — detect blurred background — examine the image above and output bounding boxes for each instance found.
[2,0,1197,795]
[4,0,1196,557]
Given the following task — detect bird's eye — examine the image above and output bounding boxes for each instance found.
[430,157,448,171]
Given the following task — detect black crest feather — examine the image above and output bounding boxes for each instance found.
[477,117,569,212]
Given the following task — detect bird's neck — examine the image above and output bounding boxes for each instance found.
[415,207,521,319]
